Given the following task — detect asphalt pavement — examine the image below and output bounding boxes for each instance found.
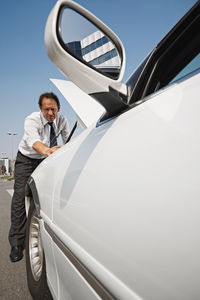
[0,178,32,300]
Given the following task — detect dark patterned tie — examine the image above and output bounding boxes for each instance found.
[48,122,57,148]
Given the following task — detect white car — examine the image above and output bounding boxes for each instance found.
[25,1,200,299]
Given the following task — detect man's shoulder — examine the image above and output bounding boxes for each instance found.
[25,112,41,121]
[57,114,68,124]
[58,113,66,121]
[56,114,69,131]
[25,112,42,127]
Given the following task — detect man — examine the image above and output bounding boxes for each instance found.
[9,92,69,262]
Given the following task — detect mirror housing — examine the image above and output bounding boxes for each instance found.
[45,0,128,119]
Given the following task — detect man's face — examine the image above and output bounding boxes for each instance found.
[40,97,60,122]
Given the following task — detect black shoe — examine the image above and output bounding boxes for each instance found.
[10,246,23,262]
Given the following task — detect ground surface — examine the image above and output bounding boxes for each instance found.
[0,178,32,300]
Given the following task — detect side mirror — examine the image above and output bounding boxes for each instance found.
[58,7,122,79]
[45,0,127,119]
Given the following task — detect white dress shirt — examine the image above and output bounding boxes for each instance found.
[19,112,69,159]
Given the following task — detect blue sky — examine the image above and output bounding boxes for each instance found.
[0,0,196,159]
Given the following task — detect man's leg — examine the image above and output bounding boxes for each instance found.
[8,151,42,261]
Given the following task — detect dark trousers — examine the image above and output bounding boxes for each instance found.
[8,151,43,247]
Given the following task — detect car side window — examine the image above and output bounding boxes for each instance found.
[137,10,200,100]
[170,53,200,83]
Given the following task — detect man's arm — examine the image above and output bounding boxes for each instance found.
[32,141,61,157]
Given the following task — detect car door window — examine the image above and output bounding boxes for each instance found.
[143,12,200,97]
[127,4,200,105]
[170,53,200,83]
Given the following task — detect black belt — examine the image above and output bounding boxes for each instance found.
[18,151,45,162]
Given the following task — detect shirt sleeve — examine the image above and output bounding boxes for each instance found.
[24,116,42,148]
[61,117,70,144]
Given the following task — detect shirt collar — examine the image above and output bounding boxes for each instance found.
[40,112,58,128]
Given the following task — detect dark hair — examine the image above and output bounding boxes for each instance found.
[38,92,60,108]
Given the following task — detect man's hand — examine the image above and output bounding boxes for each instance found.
[32,141,61,157]
[44,146,61,157]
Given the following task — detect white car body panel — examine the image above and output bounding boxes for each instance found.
[39,219,58,299]
[53,243,103,300]
[34,130,90,220]
[32,71,200,299]
[27,1,200,299]
[50,79,105,128]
